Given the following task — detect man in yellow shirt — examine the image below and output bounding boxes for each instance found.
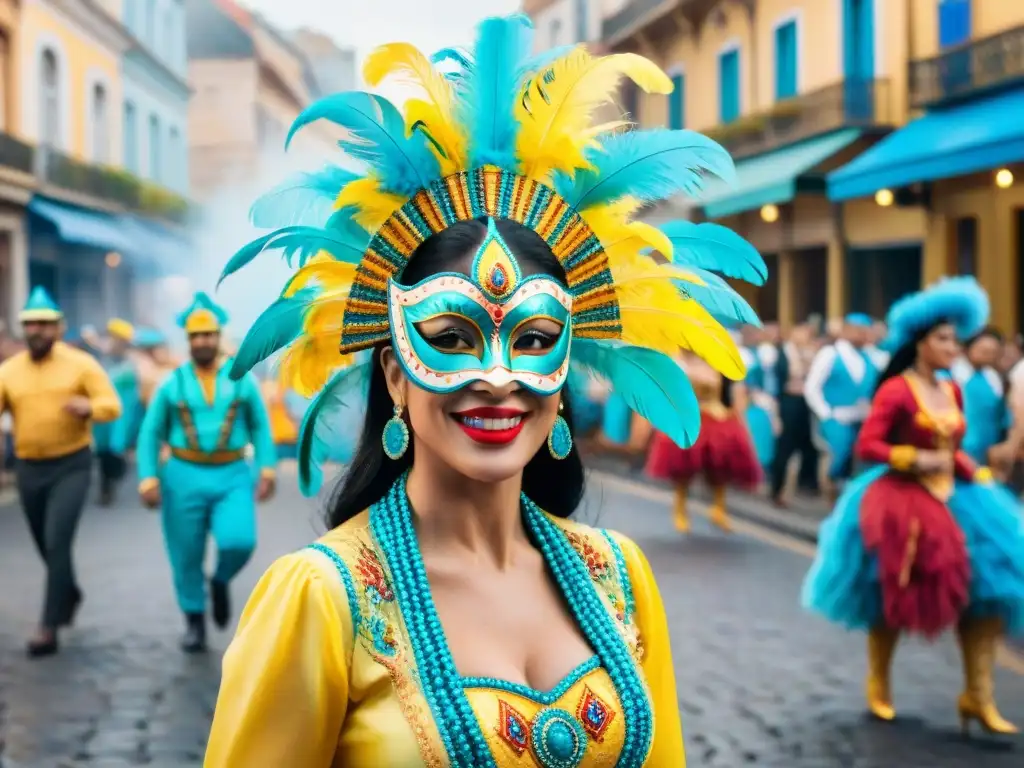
[0,287,122,657]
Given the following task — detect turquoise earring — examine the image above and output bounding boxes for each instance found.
[382,403,410,460]
[548,401,572,460]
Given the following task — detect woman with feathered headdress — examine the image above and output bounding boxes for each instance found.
[802,277,1024,734]
[204,14,769,766]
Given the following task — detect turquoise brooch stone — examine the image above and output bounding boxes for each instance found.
[531,708,586,768]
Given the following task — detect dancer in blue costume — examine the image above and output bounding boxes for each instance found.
[950,328,1013,471]
[802,277,1024,734]
[93,319,140,505]
[804,313,880,496]
[739,328,777,471]
[136,293,277,653]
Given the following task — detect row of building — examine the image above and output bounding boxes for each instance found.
[524,0,1024,335]
[0,0,354,335]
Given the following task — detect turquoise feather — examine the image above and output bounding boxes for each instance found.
[432,47,473,72]
[285,92,438,197]
[658,221,767,285]
[298,361,373,496]
[516,45,577,81]
[249,166,360,228]
[462,15,533,169]
[570,339,701,448]
[555,129,734,210]
[228,288,318,381]
[675,273,761,328]
[218,226,366,287]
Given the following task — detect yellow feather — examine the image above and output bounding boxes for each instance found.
[515,49,673,182]
[363,43,468,174]
[279,334,353,397]
[335,177,408,231]
[284,260,357,297]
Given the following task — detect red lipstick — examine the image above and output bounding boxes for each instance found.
[452,407,528,445]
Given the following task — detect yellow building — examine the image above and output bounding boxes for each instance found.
[599,0,1024,332]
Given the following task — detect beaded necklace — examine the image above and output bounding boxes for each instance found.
[370,475,653,768]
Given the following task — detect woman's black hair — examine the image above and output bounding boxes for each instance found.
[326,217,586,529]
[873,318,953,395]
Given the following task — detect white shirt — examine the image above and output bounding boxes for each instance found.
[804,340,871,422]
[864,344,890,370]
[953,357,1004,397]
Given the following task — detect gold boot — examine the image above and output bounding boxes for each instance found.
[866,626,899,721]
[708,486,731,532]
[672,484,690,533]
[957,616,1019,735]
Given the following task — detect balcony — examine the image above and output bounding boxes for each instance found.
[910,23,1024,109]
[36,148,191,223]
[0,132,35,176]
[703,79,892,160]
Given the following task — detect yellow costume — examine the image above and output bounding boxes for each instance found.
[206,512,682,767]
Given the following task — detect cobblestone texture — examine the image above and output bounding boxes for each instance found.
[0,465,1020,766]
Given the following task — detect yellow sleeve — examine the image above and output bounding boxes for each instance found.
[204,550,353,767]
[81,356,123,422]
[615,534,686,766]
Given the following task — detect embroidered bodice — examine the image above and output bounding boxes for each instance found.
[204,504,685,767]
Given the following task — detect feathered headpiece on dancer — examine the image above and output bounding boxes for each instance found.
[220,14,767,495]
[883,276,989,352]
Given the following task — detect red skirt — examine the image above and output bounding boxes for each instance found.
[645,411,761,489]
[860,475,970,638]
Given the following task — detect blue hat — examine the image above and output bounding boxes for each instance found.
[134,328,167,348]
[845,312,873,327]
[176,292,229,334]
[883,276,989,352]
[19,286,62,322]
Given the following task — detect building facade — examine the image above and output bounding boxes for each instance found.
[290,27,356,96]
[552,0,1024,333]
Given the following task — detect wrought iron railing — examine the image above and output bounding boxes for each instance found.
[909,23,1024,108]
[601,0,680,46]
[703,79,892,159]
[0,131,35,175]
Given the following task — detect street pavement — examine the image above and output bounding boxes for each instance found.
[1,465,1022,767]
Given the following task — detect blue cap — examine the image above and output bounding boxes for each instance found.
[845,313,873,327]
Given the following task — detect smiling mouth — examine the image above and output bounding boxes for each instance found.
[451,407,529,445]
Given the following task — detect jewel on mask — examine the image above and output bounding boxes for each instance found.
[472,217,521,303]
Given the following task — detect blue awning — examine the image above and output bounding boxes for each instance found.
[699,128,863,219]
[117,216,192,277]
[28,197,137,255]
[828,87,1024,201]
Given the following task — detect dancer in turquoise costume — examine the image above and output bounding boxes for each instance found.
[136,293,277,653]
[950,328,1013,469]
[202,13,771,765]
[804,313,879,493]
[739,330,777,471]
[93,319,139,505]
[802,276,1024,734]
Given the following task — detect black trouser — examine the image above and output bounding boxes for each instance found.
[15,447,92,628]
[96,451,127,496]
[770,394,820,498]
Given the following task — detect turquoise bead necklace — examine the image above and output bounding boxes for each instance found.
[369,474,653,767]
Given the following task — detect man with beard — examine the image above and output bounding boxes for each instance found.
[136,293,276,652]
[0,287,121,656]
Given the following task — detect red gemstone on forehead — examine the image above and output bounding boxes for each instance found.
[492,307,504,319]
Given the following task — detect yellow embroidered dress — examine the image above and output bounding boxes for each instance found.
[205,503,684,767]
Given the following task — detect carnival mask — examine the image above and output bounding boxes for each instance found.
[387,218,573,395]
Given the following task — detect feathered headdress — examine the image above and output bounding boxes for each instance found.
[221,14,766,495]
[883,276,989,352]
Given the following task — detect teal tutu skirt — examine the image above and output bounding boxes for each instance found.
[746,404,775,468]
[802,466,1024,636]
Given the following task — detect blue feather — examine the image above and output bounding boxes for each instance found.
[462,15,533,169]
[515,45,577,80]
[570,339,701,448]
[657,220,767,285]
[286,92,439,197]
[218,226,366,287]
[432,46,473,72]
[229,288,319,381]
[884,276,989,352]
[675,274,761,328]
[298,361,373,496]
[249,166,360,228]
[555,129,734,210]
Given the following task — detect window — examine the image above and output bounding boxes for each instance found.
[939,0,972,49]
[124,101,138,172]
[40,48,60,147]
[550,18,562,47]
[575,0,589,43]
[718,48,740,123]
[953,216,977,275]
[91,82,109,162]
[169,127,180,188]
[668,72,685,130]
[149,114,161,181]
[774,19,798,100]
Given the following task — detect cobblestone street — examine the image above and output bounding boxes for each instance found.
[1,466,1022,767]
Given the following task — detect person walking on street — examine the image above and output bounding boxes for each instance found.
[769,323,820,506]
[0,287,122,657]
[136,293,277,653]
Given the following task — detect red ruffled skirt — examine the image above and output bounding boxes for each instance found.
[860,475,970,637]
[645,411,761,489]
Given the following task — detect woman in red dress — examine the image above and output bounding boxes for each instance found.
[803,277,1024,734]
[646,351,761,533]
